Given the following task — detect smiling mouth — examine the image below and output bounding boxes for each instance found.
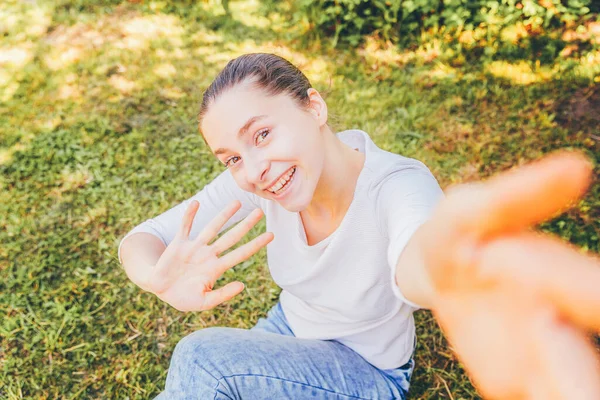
[265,166,296,195]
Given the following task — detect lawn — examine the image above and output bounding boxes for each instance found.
[2,0,599,398]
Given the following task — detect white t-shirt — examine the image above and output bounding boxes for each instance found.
[118,129,444,369]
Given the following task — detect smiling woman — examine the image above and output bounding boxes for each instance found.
[198,61,356,216]
[118,53,600,400]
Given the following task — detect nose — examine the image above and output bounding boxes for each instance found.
[245,155,269,187]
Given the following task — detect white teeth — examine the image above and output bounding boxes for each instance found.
[268,167,295,194]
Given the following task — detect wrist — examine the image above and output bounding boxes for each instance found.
[124,262,157,293]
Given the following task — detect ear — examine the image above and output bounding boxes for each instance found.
[306,88,328,128]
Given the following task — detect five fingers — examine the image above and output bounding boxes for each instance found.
[172,199,273,298]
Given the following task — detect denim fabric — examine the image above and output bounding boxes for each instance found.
[155,303,415,399]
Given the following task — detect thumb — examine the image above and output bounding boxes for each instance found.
[201,281,245,311]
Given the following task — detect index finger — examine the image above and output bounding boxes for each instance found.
[442,150,593,239]
[176,200,200,240]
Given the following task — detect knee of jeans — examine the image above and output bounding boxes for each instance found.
[171,327,237,376]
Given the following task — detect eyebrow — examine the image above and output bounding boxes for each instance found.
[214,115,268,156]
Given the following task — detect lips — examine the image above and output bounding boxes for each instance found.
[263,166,296,193]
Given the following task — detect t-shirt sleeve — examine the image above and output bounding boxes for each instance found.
[377,166,445,309]
[118,169,261,264]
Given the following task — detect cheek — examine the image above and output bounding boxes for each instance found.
[281,137,313,162]
[270,136,298,158]
[299,139,323,167]
[232,173,253,192]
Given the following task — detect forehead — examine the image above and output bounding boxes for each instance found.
[201,81,296,151]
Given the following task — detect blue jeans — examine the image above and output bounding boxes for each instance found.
[155,303,415,399]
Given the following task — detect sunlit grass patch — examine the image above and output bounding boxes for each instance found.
[486,60,553,85]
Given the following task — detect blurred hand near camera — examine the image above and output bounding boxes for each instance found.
[419,151,600,400]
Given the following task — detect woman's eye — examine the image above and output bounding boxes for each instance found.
[225,156,240,167]
[255,128,270,145]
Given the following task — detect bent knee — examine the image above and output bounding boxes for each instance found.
[171,327,249,374]
[165,328,249,396]
[172,328,230,366]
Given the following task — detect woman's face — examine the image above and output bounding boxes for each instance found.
[201,80,329,212]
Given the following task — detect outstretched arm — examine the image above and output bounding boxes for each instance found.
[393,150,600,399]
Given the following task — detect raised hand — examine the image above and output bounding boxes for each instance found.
[419,151,600,399]
[145,200,274,312]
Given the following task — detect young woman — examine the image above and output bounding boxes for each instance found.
[119,53,600,400]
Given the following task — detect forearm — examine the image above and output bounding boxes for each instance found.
[120,232,166,291]
[394,222,437,309]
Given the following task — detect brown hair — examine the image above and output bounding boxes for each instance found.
[197,53,332,129]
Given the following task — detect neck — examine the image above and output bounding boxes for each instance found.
[304,128,365,220]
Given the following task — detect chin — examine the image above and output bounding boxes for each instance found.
[256,189,309,212]
[280,191,313,212]
[280,202,307,213]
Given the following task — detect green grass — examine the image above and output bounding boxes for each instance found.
[1,0,598,398]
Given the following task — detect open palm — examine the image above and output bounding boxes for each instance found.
[421,151,600,399]
[146,200,274,312]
